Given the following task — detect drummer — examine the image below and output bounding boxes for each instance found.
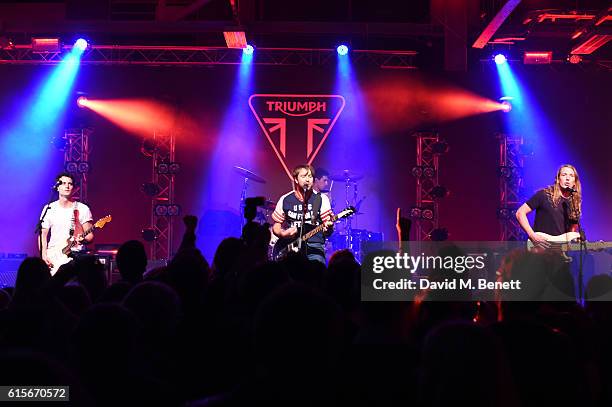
[314,168,334,209]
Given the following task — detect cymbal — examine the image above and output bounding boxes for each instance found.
[233,166,266,183]
[329,170,364,182]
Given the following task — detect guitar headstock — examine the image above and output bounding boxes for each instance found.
[94,215,112,229]
[336,206,356,220]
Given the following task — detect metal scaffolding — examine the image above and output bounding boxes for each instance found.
[63,128,92,203]
[146,130,177,261]
[497,133,527,241]
[412,132,442,241]
[0,45,418,68]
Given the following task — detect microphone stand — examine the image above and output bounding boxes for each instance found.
[569,189,586,305]
[35,187,58,258]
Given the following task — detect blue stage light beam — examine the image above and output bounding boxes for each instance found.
[197,49,258,261]
[329,49,386,236]
[494,56,596,239]
[0,44,84,253]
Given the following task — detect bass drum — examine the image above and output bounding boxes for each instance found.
[328,229,384,259]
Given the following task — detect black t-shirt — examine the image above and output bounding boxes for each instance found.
[525,189,577,236]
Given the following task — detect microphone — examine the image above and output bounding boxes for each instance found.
[565,186,577,194]
[52,180,62,190]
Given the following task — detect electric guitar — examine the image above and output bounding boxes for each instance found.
[272,206,355,261]
[48,215,112,275]
[527,231,612,253]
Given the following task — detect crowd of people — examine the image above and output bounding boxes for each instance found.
[1,212,612,406]
[2,163,611,406]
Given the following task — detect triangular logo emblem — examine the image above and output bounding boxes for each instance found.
[249,94,345,179]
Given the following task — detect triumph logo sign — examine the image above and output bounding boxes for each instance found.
[249,94,345,179]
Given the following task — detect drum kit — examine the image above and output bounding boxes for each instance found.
[233,165,381,261]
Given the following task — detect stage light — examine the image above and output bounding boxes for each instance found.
[568,54,583,64]
[411,166,423,178]
[65,161,78,173]
[76,96,88,108]
[494,54,507,65]
[409,207,422,218]
[140,139,157,157]
[337,45,349,56]
[523,51,552,65]
[154,204,168,216]
[157,161,169,174]
[498,165,511,178]
[31,38,61,53]
[77,162,90,174]
[224,31,247,49]
[501,101,512,112]
[421,208,435,221]
[422,166,436,178]
[167,204,181,216]
[169,162,181,174]
[74,38,88,52]
[243,44,254,55]
[498,165,522,179]
[0,36,13,50]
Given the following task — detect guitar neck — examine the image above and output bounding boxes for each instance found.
[560,242,612,252]
[81,225,95,239]
[302,215,338,241]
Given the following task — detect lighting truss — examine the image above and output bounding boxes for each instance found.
[145,130,177,261]
[0,45,418,68]
[412,132,443,241]
[64,128,92,203]
[497,133,527,241]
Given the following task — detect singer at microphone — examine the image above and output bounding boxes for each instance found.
[564,186,576,194]
[515,164,583,249]
[39,172,95,274]
[271,164,334,264]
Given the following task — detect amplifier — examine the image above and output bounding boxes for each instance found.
[0,253,27,288]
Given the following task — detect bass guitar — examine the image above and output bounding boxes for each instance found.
[272,207,355,261]
[527,231,612,253]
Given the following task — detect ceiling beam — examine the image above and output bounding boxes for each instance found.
[472,0,522,49]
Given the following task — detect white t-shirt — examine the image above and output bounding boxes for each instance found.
[41,200,93,252]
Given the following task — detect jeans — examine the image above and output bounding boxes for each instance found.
[306,242,326,264]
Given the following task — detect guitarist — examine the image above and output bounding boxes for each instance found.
[39,172,94,273]
[272,165,333,263]
[516,164,582,249]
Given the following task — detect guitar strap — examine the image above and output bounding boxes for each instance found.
[73,203,84,238]
[312,193,322,225]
